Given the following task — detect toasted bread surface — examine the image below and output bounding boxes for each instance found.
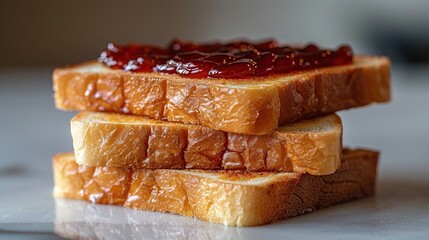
[53,56,390,135]
[71,112,342,175]
[53,149,378,226]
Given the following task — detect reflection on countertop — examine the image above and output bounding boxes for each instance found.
[54,199,244,240]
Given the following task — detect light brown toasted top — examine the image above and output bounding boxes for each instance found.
[54,56,390,87]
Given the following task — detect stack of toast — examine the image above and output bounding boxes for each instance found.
[52,40,390,226]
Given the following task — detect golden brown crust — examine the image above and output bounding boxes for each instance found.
[53,56,391,135]
[71,112,342,175]
[52,149,378,226]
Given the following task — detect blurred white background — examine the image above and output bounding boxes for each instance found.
[1,0,429,66]
[0,1,428,239]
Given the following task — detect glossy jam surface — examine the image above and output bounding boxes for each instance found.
[99,40,353,79]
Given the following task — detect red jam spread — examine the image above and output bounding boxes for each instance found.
[99,39,353,79]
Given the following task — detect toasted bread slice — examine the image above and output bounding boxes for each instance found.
[52,149,378,226]
[71,112,342,175]
[53,56,390,135]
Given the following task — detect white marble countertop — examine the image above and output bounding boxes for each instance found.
[0,66,428,240]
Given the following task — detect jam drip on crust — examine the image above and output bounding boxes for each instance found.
[99,39,353,79]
